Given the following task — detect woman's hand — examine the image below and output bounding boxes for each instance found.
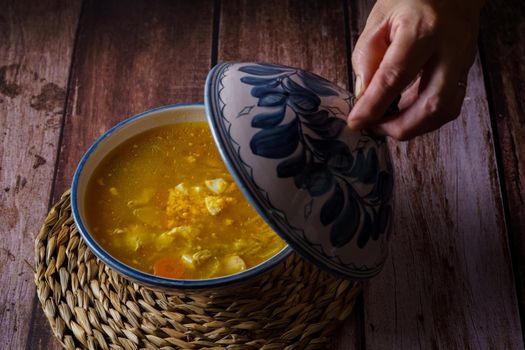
[347,0,484,140]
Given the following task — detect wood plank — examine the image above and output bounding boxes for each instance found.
[0,1,82,349]
[347,1,524,348]
[26,1,215,349]
[218,1,359,348]
[219,0,348,90]
[480,0,525,311]
[52,0,215,202]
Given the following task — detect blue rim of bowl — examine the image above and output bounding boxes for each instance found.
[71,102,293,289]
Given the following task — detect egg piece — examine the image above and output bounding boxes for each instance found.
[204,196,235,216]
[174,183,189,195]
[205,178,229,194]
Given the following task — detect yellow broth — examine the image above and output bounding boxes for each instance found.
[85,122,286,279]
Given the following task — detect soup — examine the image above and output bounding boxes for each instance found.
[85,122,286,279]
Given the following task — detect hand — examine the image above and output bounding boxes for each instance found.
[347,0,484,140]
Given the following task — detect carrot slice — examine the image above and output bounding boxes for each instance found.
[153,257,184,279]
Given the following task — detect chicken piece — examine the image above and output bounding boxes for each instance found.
[181,254,195,270]
[205,178,228,194]
[165,225,199,239]
[157,232,175,249]
[222,255,246,275]
[193,249,212,265]
[157,226,197,251]
[132,207,164,228]
[232,239,248,252]
[127,188,155,208]
[122,225,145,251]
[204,196,235,216]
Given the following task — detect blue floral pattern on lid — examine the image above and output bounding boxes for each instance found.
[205,62,394,279]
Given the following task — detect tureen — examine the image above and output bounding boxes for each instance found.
[205,62,394,279]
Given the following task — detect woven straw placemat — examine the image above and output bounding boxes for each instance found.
[34,190,361,350]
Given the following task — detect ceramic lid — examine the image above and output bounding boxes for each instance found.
[204,62,394,280]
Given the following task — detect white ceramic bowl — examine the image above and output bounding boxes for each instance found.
[71,103,292,290]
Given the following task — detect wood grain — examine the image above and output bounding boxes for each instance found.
[480,0,525,309]
[52,0,215,202]
[347,1,524,348]
[3,1,522,349]
[25,0,215,349]
[219,0,349,90]
[218,1,359,348]
[0,1,82,349]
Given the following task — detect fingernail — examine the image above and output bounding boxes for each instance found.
[355,75,364,99]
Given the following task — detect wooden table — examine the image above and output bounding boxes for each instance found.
[2,1,524,348]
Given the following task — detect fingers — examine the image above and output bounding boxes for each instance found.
[348,19,436,130]
[351,23,389,98]
[397,76,421,110]
[371,59,467,141]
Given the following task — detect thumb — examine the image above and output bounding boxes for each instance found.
[351,23,389,99]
